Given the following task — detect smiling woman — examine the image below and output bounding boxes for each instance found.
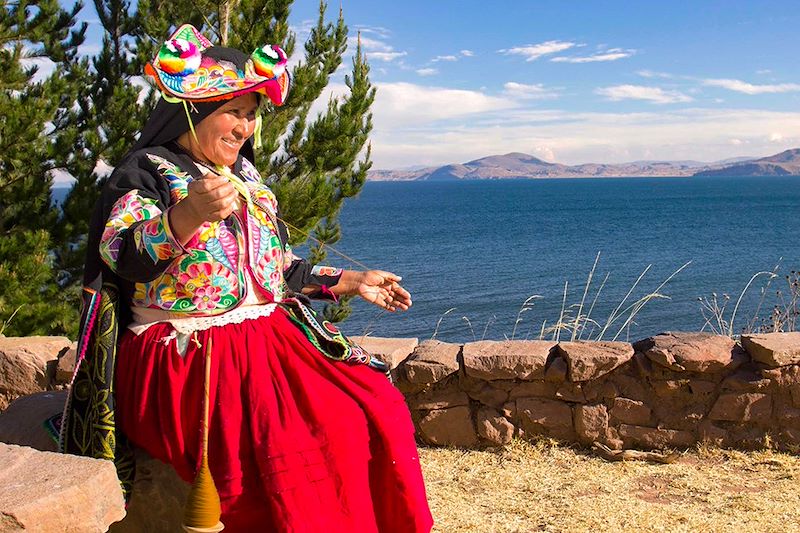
[60,24,432,533]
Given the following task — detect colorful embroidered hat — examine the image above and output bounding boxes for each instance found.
[144,24,290,105]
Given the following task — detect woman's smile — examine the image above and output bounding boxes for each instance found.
[178,92,258,167]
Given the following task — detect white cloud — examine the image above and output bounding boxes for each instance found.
[499,40,577,62]
[460,50,474,57]
[345,30,409,66]
[416,68,438,76]
[431,55,458,62]
[769,132,784,142]
[595,85,693,104]
[637,70,674,79]
[367,106,800,170]
[503,82,560,100]
[367,51,407,62]
[78,43,102,57]
[352,35,394,53]
[309,81,517,132]
[551,48,634,63]
[50,168,74,186]
[50,159,115,187]
[19,56,56,82]
[130,75,154,103]
[702,78,800,94]
[371,82,518,127]
[290,19,316,43]
[354,25,392,39]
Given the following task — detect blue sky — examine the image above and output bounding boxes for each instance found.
[74,1,800,169]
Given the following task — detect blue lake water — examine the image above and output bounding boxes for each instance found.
[333,176,800,342]
[54,176,800,342]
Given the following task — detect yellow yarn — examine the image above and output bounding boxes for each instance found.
[183,456,223,530]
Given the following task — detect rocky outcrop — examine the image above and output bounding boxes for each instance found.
[0,391,65,451]
[0,391,188,533]
[0,336,74,409]
[107,450,189,533]
[0,443,125,532]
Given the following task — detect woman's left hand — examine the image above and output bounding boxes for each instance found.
[357,270,412,312]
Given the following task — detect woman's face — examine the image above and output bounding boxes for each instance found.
[183,93,259,167]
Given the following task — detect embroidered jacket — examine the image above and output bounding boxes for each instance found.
[96,145,342,316]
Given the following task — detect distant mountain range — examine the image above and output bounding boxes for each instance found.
[368,149,800,181]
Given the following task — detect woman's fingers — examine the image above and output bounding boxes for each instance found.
[186,175,238,222]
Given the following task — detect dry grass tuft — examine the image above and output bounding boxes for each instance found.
[420,439,800,532]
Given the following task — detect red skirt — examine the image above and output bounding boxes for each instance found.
[115,307,433,533]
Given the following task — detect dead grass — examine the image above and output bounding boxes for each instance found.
[419,439,800,532]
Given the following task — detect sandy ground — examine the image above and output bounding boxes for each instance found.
[420,439,800,533]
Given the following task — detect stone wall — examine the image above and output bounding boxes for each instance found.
[4,332,800,455]
[361,332,800,451]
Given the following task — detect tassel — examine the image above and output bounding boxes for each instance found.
[253,113,263,150]
[182,336,224,532]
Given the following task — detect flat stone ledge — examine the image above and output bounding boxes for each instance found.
[637,331,741,372]
[557,341,634,382]
[350,336,418,370]
[462,340,554,381]
[742,332,800,367]
[402,340,460,384]
[0,444,125,532]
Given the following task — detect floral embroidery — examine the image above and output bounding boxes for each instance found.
[146,154,192,200]
[132,207,184,264]
[249,184,279,215]
[100,190,182,270]
[192,286,221,310]
[201,219,240,271]
[240,157,261,183]
[122,154,312,314]
[312,265,343,277]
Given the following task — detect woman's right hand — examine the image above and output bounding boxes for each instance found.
[170,172,239,244]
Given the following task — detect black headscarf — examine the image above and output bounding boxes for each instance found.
[130,45,258,162]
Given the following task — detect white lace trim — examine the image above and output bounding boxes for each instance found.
[128,303,278,336]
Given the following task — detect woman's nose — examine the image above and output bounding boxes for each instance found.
[233,117,255,138]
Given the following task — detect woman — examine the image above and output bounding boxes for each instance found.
[61,24,433,532]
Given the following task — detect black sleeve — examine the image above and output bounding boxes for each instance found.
[96,156,186,283]
[276,218,344,300]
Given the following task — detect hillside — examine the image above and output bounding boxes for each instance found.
[367,151,789,181]
[693,148,800,177]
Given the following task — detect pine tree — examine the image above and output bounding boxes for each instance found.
[53,0,149,294]
[0,0,85,336]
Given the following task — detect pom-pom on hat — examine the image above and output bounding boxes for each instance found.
[145,24,290,105]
